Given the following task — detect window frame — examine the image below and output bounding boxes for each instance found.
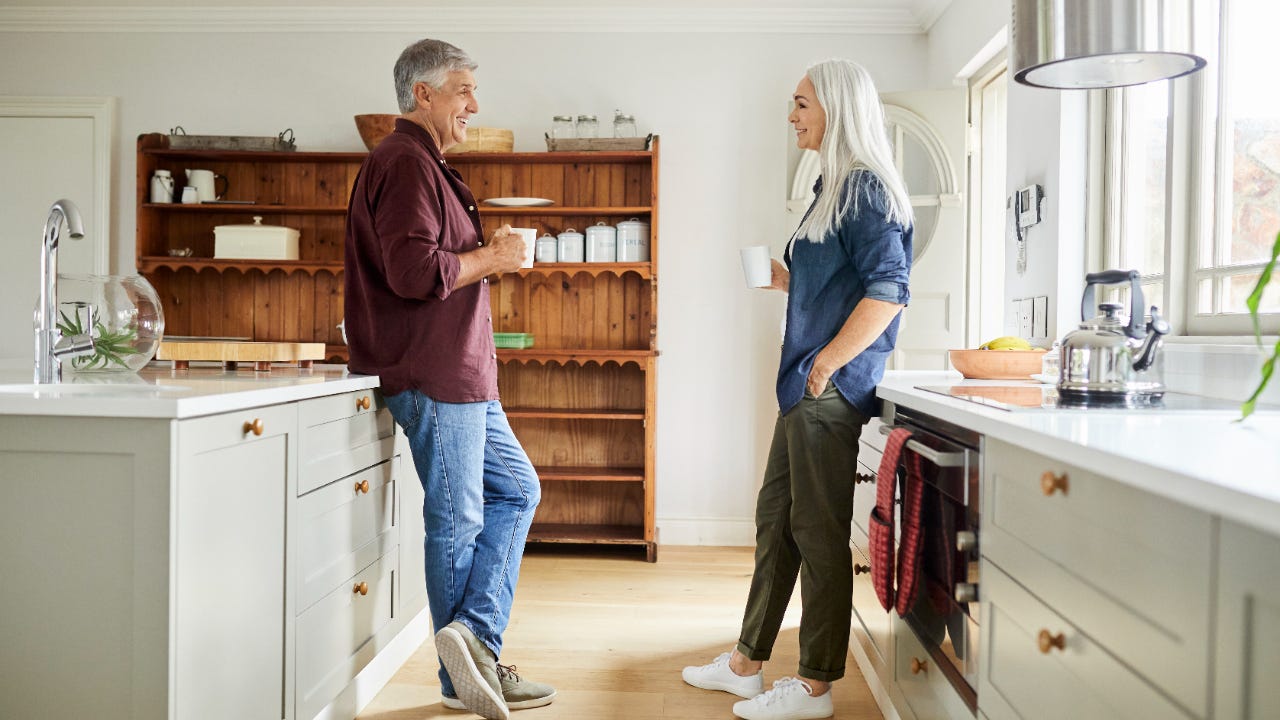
[1094,0,1280,339]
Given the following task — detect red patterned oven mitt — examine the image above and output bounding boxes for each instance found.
[869,427,913,611]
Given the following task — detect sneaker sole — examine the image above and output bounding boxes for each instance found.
[732,699,834,720]
[443,692,556,711]
[435,627,509,720]
[682,671,762,699]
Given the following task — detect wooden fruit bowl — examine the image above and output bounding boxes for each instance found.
[354,114,398,151]
[949,348,1047,379]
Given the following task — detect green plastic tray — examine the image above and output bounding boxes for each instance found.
[493,332,535,349]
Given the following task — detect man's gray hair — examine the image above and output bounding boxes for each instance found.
[394,39,477,113]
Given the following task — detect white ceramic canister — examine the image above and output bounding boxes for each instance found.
[535,233,558,263]
[616,217,650,262]
[150,170,174,203]
[557,228,585,262]
[585,222,617,262]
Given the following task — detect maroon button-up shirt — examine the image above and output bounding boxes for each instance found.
[344,119,498,401]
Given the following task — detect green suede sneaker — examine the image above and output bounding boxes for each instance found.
[442,664,557,711]
[435,622,508,720]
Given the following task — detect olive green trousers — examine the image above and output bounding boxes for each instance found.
[735,383,870,682]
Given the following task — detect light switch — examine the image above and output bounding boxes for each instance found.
[1032,296,1049,338]
[1006,300,1021,335]
[1018,298,1033,338]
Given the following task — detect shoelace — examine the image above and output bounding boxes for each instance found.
[496,663,521,682]
[757,677,814,706]
[703,651,733,670]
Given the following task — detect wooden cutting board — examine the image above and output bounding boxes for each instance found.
[157,340,326,371]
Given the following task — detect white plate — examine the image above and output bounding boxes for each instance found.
[483,197,554,207]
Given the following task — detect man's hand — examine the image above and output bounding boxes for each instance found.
[487,224,526,273]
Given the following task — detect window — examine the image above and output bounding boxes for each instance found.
[1102,0,1280,336]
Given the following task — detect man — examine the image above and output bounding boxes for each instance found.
[344,38,553,720]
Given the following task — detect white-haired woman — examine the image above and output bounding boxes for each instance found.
[682,59,913,720]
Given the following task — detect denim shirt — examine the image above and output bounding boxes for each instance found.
[778,171,912,418]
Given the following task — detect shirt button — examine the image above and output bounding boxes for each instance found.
[482,278,488,284]
[468,205,475,211]
[491,353,497,359]
[477,241,483,246]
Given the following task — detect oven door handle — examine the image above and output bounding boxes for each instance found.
[879,424,968,468]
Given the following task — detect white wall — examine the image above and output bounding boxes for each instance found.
[0,22,927,545]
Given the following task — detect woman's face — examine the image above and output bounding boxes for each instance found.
[788,75,826,151]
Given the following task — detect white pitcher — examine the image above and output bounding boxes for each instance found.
[185,168,227,202]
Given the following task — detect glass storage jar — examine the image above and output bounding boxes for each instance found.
[551,115,575,139]
[613,111,637,138]
[575,115,599,138]
[56,273,165,373]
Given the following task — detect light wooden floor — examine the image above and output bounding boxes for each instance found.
[357,546,883,720]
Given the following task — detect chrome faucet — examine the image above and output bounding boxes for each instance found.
[34,199,95,383]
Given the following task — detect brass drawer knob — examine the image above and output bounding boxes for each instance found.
[1038,629,1066,653]
[1041,471,1069,496]
[243,418,263,436]
[910,657,927,675]
[357,395,371,411]
[353,581,369,596]
[355,479,370,494]
[855,472,875,485]
[854,563,871,576]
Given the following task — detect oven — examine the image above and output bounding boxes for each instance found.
[882,404,982,712]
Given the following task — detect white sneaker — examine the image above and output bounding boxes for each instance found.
[681,651,764,698]
[732,677,834,720]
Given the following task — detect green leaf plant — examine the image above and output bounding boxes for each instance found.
[1239,230,1280,421]
[56,307,140,371]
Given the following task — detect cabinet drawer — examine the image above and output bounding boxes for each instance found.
[983,439,1211,715]
[298,389,395,495]
[979,564,1191,720]
[895,615,972,720]
[296,550,396,720]
[850,537,892,672]
[298,458,398,611]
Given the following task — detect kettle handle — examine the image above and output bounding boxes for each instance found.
[1082,269,1144,340]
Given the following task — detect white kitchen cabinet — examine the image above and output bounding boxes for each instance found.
[896,614,972,720]
[1214,519,1280,719]
[174,403,299,720]
[0,376,428,720]
[981,438,1211,719]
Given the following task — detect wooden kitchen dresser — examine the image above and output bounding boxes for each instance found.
[136,133,357,362]
[450,140,661,561]
[135,134,660,560]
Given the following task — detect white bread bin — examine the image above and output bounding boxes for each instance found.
[214,216,300,260]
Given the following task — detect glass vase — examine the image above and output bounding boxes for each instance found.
[56,273,165,373]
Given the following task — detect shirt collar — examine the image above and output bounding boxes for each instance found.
[393,117,447,164]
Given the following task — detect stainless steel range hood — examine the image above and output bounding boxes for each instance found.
[1012,0,1205,89]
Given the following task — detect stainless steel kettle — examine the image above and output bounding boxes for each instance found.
[1058,269,1170,405]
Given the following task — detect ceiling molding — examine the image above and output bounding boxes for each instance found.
[0,6,928,34]
[911,0,953,32]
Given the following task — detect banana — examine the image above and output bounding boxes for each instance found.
[979,336,1032,351]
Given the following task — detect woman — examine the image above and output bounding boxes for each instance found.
[682,59,913,720]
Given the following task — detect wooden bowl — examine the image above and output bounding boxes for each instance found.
[354,114,398,151]
[948,348,1047,379]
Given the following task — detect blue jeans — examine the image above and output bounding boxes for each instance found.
[384,391,541,696]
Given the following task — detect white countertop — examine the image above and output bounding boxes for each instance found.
[0,363,379,419]
[878,371,1280,537]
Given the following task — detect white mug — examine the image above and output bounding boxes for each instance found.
[511,227,537,269]
[740,245,772,287]
[180,185,200,204]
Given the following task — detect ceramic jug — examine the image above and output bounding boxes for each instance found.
[185,168,228,202]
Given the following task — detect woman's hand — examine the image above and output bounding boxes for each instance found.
[806,348,839,397]
[765,259,790,292]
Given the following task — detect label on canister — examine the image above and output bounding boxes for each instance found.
[616,218,650,262]
[585,222,617,262]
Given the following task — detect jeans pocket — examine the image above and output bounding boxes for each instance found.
[384,389,422,429]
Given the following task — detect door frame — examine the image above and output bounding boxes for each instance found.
[0,96,115,274]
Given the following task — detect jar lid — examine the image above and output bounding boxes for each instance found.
[154,169,171,176]
[614,113,635,122]
[576,114,598,122]
[552,115,574,121]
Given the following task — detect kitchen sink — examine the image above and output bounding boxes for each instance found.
[0,383,190,395]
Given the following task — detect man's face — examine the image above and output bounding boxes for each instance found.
[421,69,478,150]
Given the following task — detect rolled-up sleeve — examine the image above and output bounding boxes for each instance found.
[841,176,911,306]
[372,156,461,301]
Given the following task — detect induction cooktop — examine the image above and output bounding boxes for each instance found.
[916,383,1246,413]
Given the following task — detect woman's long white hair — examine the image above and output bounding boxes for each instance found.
[794,59,913,243]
